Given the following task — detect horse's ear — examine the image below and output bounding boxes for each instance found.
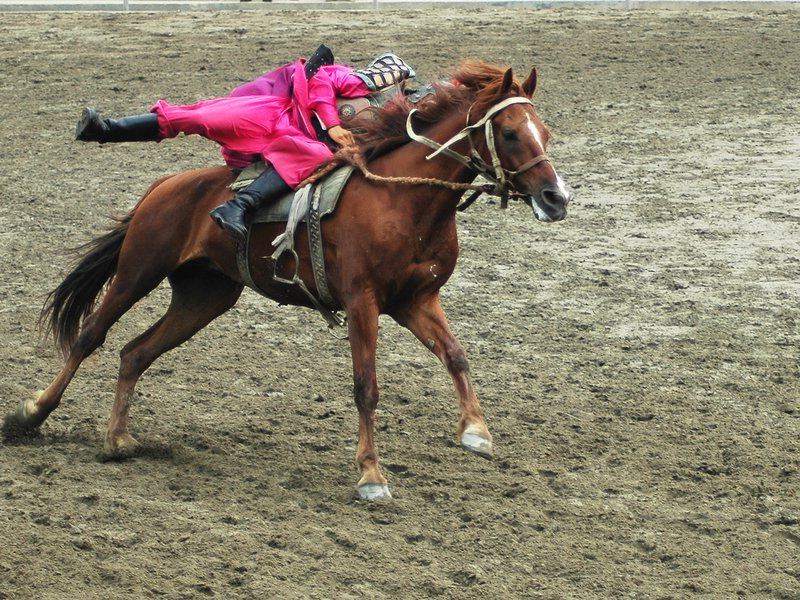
[500,68,514,95]
[522,67,538,98]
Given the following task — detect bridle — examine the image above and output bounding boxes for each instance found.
[406,96,551,210]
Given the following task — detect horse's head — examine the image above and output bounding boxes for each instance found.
[470,66,572,222]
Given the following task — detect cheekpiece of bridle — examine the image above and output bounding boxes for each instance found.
[405,96,550,211]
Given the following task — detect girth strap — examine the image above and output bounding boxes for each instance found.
[307,186,336,309]
[234,184,344,329]
[235,231,259,292]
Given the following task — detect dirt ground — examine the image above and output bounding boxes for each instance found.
[0,6,798,599]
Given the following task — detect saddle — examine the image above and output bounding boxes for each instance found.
[234,164,355,328]
[232,162,354,224]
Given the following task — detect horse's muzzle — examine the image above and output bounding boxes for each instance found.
[529,184,571,223]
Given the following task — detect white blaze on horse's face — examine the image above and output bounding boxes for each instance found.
[525,113,546,150]
[526,113,570,199]
[523,111,570,222]
[524,113,554,222]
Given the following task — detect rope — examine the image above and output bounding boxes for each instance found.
[299,96,543,206]
[300,146,495,195]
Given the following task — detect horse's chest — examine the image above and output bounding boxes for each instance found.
[400,236,458,293]
[363,211,458,299]
[415,238,457,271]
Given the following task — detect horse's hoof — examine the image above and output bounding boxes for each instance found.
[103,433,141,460]
[461,431,493,459]
[2,396,43,440]
[357,483,393,501]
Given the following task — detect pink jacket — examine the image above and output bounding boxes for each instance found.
[151,60,371,187]
[223,61,370,168]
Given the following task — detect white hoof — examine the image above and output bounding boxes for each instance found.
[15,394,43,426]
[2,394,45,438]
[461,431,493,458]
[357,483,392,501]
[23,393,42,419]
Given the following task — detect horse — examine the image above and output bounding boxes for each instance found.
[4,61,572,500]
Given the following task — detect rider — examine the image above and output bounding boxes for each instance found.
[75,47,414,242]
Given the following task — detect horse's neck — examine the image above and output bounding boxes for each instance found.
[414,109,477,184]
[373,109,478,258]
[386,108,479,217]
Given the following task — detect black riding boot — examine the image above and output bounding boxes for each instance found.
[210,167,291,243]
[75,108,160,143]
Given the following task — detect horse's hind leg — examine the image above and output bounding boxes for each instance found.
[392,293,493,458]
[104,263,242,457]
[7,271,163,436]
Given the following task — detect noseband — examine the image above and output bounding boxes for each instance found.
[406,96,551,209]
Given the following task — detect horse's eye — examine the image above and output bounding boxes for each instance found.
[502,127,517,141]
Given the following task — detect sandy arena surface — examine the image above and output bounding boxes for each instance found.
[0,7,798,599]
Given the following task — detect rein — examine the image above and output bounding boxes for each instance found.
[304,95,550,211]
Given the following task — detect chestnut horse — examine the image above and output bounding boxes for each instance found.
[5,62,571,500]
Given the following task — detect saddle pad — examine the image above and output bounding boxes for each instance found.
[249,164,356,225]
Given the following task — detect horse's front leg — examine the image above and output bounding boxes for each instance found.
[393,293,493,458]
[346,293,391,500]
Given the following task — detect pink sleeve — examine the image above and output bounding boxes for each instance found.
[326,65,372,98]
[309,66,372,128]
[308,69,341,129]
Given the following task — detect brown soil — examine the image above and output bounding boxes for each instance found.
[1,7,798,599]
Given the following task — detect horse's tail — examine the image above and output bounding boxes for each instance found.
[40,176,169,357]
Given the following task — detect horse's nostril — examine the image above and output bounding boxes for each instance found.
[541,187,567,207]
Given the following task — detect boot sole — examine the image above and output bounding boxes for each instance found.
[75,107,98,142]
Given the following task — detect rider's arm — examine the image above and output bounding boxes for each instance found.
[308,66,371,126]
[307,69,340,130]
[309,67,361,147]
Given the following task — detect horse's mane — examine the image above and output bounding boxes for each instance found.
[301,61,524,186]
[349,60,524,160]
